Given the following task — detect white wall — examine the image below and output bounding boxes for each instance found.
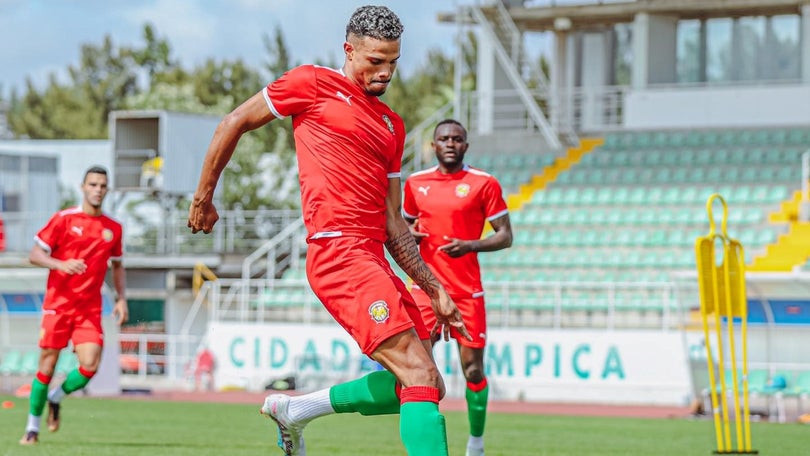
[207,322,693,406]
[0,140,112,204]
[625,84,810,129]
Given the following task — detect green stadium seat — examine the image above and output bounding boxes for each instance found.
[641,150,663,166]
[555,172,574,185]
[19,350,39,375]
[476,155,495,168]
[56,350,79,375]
[0,350,22,375]
[547,188,565,205]
[652,168,672,184]
[506,154,525,168]
[601,134,623,150]
[763,149,783,164]
[531,230,548,246]
[627,188,646,205]
[681,148,701,165]
[787,129,810,145]
[666,131,687,148]
[767,129,789,146]
[670,168,689,183]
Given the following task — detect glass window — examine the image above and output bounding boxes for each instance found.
[767,15,800,80]
[706,18,733,83]
[735,16,766,81]
[677,20,702,83]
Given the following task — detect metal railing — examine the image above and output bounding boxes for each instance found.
[204,276,687,331]
[468,5,562,149]
[0,208,302,255]
[454,85,627,136]
[402,101,455,176]
[118,332,203,381]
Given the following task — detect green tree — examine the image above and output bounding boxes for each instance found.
[129,23,179,86]
[9,34,140,138]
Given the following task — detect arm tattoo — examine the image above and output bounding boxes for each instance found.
[385,231,441,297]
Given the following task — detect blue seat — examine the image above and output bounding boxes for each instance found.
[1,293,39,313]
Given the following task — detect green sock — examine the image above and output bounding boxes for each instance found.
[466,384,489,437]
[61,368,93,395]
[329,370,400,416]
[28,378,49,417]
[400,401,449,456]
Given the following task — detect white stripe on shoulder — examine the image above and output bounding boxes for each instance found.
[57,206,83,216]
[34,236,52,253]
[487,209,509,221]
[262,88,285,119]
[408,166,439,177]
[313,65,343,75]
[387,172,401,179]
[466,167,492,177]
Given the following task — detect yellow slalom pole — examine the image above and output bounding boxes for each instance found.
[695,196,725,452]
[695,194,758,455]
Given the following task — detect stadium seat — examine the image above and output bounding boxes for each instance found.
[0,350,22,375]
[19,350,39,375]
[55,350,80,375]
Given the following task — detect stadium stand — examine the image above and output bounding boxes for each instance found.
[251,126,810,329]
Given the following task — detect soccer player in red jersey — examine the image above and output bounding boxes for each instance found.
[403,119,513,456]
[188,6,468,456]
[20,165,128,445]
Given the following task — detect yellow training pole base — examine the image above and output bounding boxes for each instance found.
[712,450,758,454]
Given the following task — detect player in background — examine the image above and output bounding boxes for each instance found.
[20,165,128,445]
[403,119,513,456]
[188,6,469,456]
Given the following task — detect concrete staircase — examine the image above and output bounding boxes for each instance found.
[748,222,810,271]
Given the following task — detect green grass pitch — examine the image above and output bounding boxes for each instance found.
[0,394,807,455]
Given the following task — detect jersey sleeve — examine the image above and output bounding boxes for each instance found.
[264,65,317,119]
[34,213,64,253]
[387,113,406,177]
[402,178,418,220]
[482,176,509,221]
[110,223,124,261]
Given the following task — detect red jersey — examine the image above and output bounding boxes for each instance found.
[264,65,406,242]
[403,165,508,298]
[35,207,123,312]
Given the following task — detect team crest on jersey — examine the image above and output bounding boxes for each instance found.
[102,229,114,242]
[455,183,471,198]
[368,300,390,323]
[382,115,394,134]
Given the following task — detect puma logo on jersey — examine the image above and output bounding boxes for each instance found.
[418,186,430,196]
[336,91,352,106]
[71,226,84,236]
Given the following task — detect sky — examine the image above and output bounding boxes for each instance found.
[0,0,485,98]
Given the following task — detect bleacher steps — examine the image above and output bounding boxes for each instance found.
[769,189,802,223]
[506,138,604,210]
[748,222,810,271]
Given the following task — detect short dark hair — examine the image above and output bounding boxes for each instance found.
[346,5,404,41]
[433,119,467,139]
[83,165,108,183]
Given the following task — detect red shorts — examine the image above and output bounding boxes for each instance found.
[306,236,429,355]
[39,310,104,349]
[411,288,487,349]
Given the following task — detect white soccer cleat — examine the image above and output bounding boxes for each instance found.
[260,394,307,456]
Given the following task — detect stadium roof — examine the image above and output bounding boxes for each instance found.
[439,0,805,32]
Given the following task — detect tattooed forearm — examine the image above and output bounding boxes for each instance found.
[385,230,441,297]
